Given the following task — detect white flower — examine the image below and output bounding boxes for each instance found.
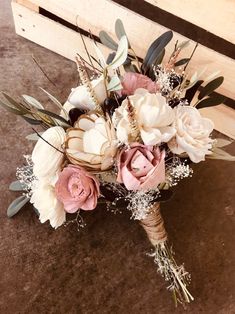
[113,88,175,145]
[32,126,66,179]
[30,179,65,229]
[65,113,117,170]
[168,105,214,163]
[67,76,107,110]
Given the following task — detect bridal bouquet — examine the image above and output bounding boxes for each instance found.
[2,20,234,306]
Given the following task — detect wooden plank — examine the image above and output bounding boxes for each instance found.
[20,0,235,101]
[11,1,110,65]
[145,0,235,44]
[16,0,39,12]
[200,105,235,140]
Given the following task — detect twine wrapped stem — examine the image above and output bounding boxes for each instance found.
[140,202,194,306]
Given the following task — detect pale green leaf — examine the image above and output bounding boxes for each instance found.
[9,181,25,191]
[108,36,128,70]
[7,195,29,218]
[22,95,44,109]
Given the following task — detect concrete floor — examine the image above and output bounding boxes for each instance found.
[0,1,235,313]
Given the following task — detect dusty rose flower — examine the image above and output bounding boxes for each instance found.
[55,165,100,213]
[117,143,165,191]
[121,72,158,95]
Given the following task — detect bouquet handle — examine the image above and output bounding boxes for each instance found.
[140,203,194,306]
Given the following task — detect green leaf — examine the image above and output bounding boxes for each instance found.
[7,195,29,218]
[142,30,173,73]
[115,19,130,48]
[26,132,43,140]
[175,58,190,67]
[207,147,235,161]
[177,39,190,50]
[214,138,233,148]
[197,94,226,109]
[154,48,165,65]
[22,95,44,109]
[38,109,70,127]
[39,88,68,119]
[9,181,25,191]
[22,116,43,125]
[108,36,128,70]
[0,99,23,115]
[107,75,122,91]
[99,31,118,50]
[2,93,29,114]
[198,76,224,100]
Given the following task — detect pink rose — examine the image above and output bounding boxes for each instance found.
[55,165,100,213]
[121,72,158,95]
[117,143,165,191]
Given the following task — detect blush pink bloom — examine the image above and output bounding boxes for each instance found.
[121,72,158,95]
[55,165,100,213]
[117,143,165,191]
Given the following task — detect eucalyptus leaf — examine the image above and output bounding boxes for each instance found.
[198,76,224,100]
[39,88,68,119]
[108,36,128,70]
[0,100,23,115]
[177,39,190,50]
[38,109,70,127]
[2,92,29,114]
[115,19,130,48]
[214,138,233,148]
[142,30,173,73]
[196,94,225,109]
[22,116,43,125]
[106,52,116,64]
[207,147,235,161]
[175,58,190,67]
[99,30,118,50]
[7,195,29,218]
[154,48,165,65]
[22,94,44,109]
[185,80,203,104]
[107,75,122,91]
[26,132,43,140]
[9,181,25,191]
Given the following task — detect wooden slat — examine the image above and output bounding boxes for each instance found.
[18,0,235,101]
[145,0,235,44]
[200,105,235,140]
[11,1,110,64]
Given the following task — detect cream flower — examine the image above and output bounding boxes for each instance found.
[168,105,214,163]
[113,88,175,145]
[67,76,107,111]
[32,126,66,179]
[30,178,66,229]
[65,113,117,170]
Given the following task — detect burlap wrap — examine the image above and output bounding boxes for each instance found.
[140,203,167,246]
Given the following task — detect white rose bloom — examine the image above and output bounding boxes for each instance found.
[67,76,106,110]
[32,126,66,179]
[65,113,117,170]
[30,179,66,229]
[168,105,214,163]
[113,88,175,145]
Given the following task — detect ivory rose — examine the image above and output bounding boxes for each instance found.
[168,105,214,163]
[65,113,117,170]
[113,88,175,145]
[121,72,158,95]
[67,76,106,111]
[117,143,165,191]
[30,178,66,229]
[32,126,65,179]
[55,165,100,212]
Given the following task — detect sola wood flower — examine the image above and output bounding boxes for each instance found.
[68,76,106,111]
[55,165,100,212]
[65,113,118,170]
[113,88,176,145]
[168,106,214,163]
[32,126,66,178]
[121,72,158,95]
[117,143,165,191]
